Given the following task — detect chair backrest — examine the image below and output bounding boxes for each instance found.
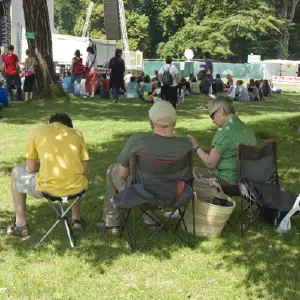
[131,151,193,186]
[238,140,278,183]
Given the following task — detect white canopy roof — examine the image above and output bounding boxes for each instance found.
[262,59,300,65]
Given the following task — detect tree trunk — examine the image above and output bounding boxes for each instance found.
[22,0,64,98]
[276,0,300,58]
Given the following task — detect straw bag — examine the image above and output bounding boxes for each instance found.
[183,169,236,237]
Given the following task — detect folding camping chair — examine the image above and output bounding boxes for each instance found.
[39,189,85,248]
[118,151,195,252]
[222,140,279,237]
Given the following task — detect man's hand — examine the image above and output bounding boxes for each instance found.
[187,135,199,148]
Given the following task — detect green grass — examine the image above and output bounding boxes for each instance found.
[0,94,300,300]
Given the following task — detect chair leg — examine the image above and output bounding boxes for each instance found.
[39,198,79,247]
[176,208,194,248]
[121,210,135,252]
[64,218,75,249]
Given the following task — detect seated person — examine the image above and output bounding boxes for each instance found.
[146,82,161,103]
[62,72,74,94]
[100,73,110,99]
[212,74,224,94]
[190,77,200,94]
[152,70,159,82]
[236,80,250,101]
[179,77,190,94]
[247,79,255,93]
[125,76,139,98]
[188,96,256,186]
[139,75,152,100]
[224,74,234,91]
[252,80,264,101]
[224,81,236,99]
[97,101,192,234]
[2,113,89,237]
[262,79,271,97]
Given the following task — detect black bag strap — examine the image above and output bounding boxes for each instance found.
[88,54,97,69]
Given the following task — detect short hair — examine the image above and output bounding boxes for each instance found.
[8,45,14,51]
[236,80,244,85]
[115,48,123,57]
[87,46,94,54]
[154,70,158,75]
[212,96,236,115]
[191,76,197,82]
[49,113,73,128]
[203,52,211,59]
[249,79,254,84]
[75,49,81,57]
[165,56,172,64]
[216,74,221,79]
[102,73,107,79]
[130,76,135,82]
[67,71,71,77]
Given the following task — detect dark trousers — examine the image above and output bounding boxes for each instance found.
[6,74,22,100]
[161,85,178,109]
[24,74,36,93]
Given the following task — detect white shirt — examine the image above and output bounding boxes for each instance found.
[158,64,179,87]
[124,73,132,85]
[86,54,97,70]
[227,85,236,99]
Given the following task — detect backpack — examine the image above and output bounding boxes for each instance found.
[162,65,173,86]
[73,58,84,74]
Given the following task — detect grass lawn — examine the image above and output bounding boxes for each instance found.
[0,94,300,300]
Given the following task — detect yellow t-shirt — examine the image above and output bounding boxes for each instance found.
[25,122,89,196]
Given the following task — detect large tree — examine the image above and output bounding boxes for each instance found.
[23,0,63,98]
[276,0,300,58]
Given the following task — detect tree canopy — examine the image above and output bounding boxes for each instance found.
[54,0,300,61]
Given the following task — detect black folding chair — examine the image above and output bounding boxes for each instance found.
[39,189,85,248]
[223,140,279,237]
[118,151,195,252]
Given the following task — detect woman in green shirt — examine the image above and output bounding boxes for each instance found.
[188,96,257,185]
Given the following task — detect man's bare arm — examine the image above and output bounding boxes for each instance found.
[82,160,88,176]
[26,159,40,173]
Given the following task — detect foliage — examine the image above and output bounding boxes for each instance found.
[54,0,300,60]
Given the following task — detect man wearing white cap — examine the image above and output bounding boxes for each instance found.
[98,100,192,234]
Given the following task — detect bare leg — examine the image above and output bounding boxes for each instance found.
[24,92,29,101]
[11,167,27,227]
[29,92,33,100]
[71,200,81,220]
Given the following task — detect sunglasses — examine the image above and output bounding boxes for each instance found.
[210,110,218,120]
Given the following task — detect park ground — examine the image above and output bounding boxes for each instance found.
[0,94,300,299]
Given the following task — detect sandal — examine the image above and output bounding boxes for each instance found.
[0,222,29,237]
[71,218,86,230]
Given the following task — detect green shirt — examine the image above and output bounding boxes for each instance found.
[117,133,192,167]
[210,116,257,184]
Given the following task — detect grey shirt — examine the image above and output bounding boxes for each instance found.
[117,133,192,167]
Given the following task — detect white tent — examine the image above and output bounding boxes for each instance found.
[262,59,300,80]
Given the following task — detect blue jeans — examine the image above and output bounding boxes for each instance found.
[111,84,120,101]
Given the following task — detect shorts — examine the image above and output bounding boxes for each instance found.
[15,166,43,198]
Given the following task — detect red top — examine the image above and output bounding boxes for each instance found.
[102,78,110,91]
[3,52,19,75]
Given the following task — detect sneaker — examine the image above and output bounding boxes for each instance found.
[112,99,118,103]
[164,210,180,219]
[96,223,120,235]
[197,106,205,109]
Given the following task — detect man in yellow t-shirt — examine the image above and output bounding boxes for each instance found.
[5,113,89,238]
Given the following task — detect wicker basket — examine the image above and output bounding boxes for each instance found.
[183,200,236,238]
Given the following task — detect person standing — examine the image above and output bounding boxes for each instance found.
[109,49,125,103]
[23,49,37,101]
[2,45,22,101]
[71,50,85,97]
[85,46,98,98]
[158,56,179,109]
[201,52,214,95]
